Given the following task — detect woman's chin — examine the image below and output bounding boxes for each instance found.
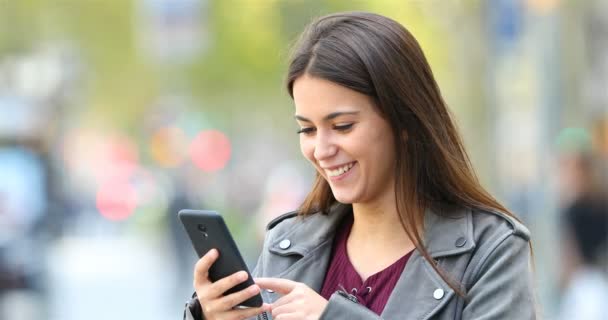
[332,192,358,204]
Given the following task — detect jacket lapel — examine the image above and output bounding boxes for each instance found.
[267,205,350,291]
[381,252,455,320]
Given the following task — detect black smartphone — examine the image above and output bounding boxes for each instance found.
[178,209,263,308]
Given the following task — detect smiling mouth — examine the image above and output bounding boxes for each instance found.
[326,162,355,177]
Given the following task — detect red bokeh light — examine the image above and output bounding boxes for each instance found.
[189,130,231,172]
[96,180,137,221]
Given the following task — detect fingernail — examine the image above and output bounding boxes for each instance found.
[249,285,259,293]
[238,271,248,280]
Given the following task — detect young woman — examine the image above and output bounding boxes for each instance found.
[185,11,536,320]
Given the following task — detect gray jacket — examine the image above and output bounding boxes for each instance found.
[185,204,536,319]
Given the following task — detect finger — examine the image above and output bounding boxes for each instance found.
[221,304,271,320]
[254,278,298,295]
[213,284,262,311]
[273,312,302,320]
[194,249,219,282]
[271,302,299,317]
[208,270,249,297]
[270,293,297,309]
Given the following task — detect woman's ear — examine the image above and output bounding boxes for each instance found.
[401,130,409,143]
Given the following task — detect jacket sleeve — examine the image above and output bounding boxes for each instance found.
[462,233,537,319]
[184,292,203,320]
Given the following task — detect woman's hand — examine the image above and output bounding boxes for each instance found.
[194,249,270,320]
[255,278,328,320]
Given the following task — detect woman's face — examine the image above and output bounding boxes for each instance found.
[293,75,397,205]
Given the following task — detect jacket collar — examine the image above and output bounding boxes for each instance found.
[269,204,350,257]
[423,205,476,258]
[269,203,476,259]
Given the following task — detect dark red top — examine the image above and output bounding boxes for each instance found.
[320,213,413,315]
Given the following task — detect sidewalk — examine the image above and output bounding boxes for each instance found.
[45,234,182,320]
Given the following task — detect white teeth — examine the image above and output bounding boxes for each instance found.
[327,162,354,177]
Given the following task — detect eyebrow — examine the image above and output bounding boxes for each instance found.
[294,111,360,122]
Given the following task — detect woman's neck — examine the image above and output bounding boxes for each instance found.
[349,200,413,249]
[346,200,416,280]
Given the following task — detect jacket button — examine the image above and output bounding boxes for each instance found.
[433,288,444,300]
[455,237,467,247]
[279,239,291,249]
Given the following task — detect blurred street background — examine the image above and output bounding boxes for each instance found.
[0,0,607,319]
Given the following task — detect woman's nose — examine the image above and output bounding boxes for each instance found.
[313,134,337,161]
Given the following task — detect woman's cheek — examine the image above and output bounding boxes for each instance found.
[300,139,315,163]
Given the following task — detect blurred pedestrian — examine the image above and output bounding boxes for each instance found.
[0,145,48,320]
[557,122,608,320]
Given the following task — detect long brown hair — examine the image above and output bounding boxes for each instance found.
[286,12,524,295]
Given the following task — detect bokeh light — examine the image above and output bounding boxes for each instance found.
[95,180,138,221]
[149,126,188,167]
[62,129,139,185]
[189,129,231,172]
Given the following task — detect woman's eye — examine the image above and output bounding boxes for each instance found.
[297,127,316,135]
[334,123,354,131]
